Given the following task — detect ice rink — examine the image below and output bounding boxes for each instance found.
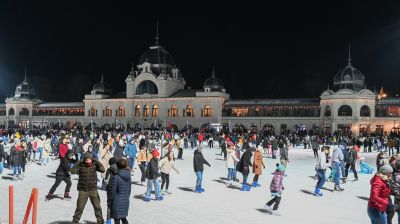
[0,145,384,224]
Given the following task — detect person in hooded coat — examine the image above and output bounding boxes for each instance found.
[237,147,253,191]
[46,150,77,200]
[108,158,131,224]
[193,145,211,193]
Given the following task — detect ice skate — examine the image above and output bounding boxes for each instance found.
[264,204,273,213]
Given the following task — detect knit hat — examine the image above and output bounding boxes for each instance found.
[153,149,160,157]
[379,164,393,175]
[83,152,93,160]
[277,164,286,172]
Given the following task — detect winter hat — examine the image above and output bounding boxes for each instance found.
[66,150,75,158]
[277,164,286,172]
[108,157,118,166]
[360,157,365,161]
[153,149,160,157]
[379,164,393,175]
[83,152,94,160]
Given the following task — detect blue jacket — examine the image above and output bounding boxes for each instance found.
[124,143,137,158]
[109,168,131,219]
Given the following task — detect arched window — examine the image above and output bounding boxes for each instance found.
[135,105,141,117]
[117,106,125,117]
[169,105,178,117]
[203,105,213,117]
[338,105,352,117]
[89,107,97,117]
[8,108,15,116]
[324,106,331,117]
[136,80,158,95]
[143,105,150,117]
[360,105,371,117]
[103,106,112,117]
[152,105,158,117]
[19,108,29,116]
[186,105,194,117]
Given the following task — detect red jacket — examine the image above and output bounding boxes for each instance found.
[368,174,391,212]
[59,144,69,158]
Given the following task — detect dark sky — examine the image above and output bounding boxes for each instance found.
[1,1,400,102]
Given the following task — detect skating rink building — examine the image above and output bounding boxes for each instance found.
[1,38,399,137]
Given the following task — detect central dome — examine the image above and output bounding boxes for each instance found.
[92,75,112,95]
[332,46,366,91]
[203,69,225,92]
[333,63,365,91]
[13,74,38,100]
[138,44,177,76]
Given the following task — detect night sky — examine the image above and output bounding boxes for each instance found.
[1,1,400,102]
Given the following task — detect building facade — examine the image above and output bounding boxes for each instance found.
[1,39,399,136]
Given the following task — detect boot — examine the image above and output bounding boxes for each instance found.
[334,185,344,191]
[195,186,202,193]
[199,185,205,192]
[255,181,261,187]
[252,182,257,187]
[64,192,72,200]
[313,188,323,197]
[241,184,247,191]
[45,193,54,200]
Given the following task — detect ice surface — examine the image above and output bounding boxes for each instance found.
[0,145,384,224]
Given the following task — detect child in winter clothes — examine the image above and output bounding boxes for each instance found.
[359,157,374,174]
[265,164,285,216]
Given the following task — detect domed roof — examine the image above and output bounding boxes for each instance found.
[203,69,224,91]
[139,45,176,66]
[92,75,112,95]
[13,73,38,100]
[333,47,366,91]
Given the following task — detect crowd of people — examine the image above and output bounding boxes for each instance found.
[0,126,398,223]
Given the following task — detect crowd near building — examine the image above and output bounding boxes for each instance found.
[1,36,400,137]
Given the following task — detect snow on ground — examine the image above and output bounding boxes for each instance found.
[0,145,388,224]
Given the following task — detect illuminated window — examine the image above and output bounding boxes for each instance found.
[89,107,97,117]
[135,105,141,117]
[203,105,213,117]
[186,105,194,117]
[169,105,178,117]
[103,106,112,117]
[117,106,125,117]
[143,105,150,117]
[152,105,159,117]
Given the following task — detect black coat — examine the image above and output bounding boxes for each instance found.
[71,159,105,192]
[114,146,124,161]
[145,158,160,180]
[0,144,4,162]
[193,150,210,172]
[10,146,25,166]
[56,157,76,177]
[237,149,252,175]
[109,168,131,219]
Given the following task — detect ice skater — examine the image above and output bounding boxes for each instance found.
[193,145,211,193]
[264,164,286,216]
[46,150,76,200]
